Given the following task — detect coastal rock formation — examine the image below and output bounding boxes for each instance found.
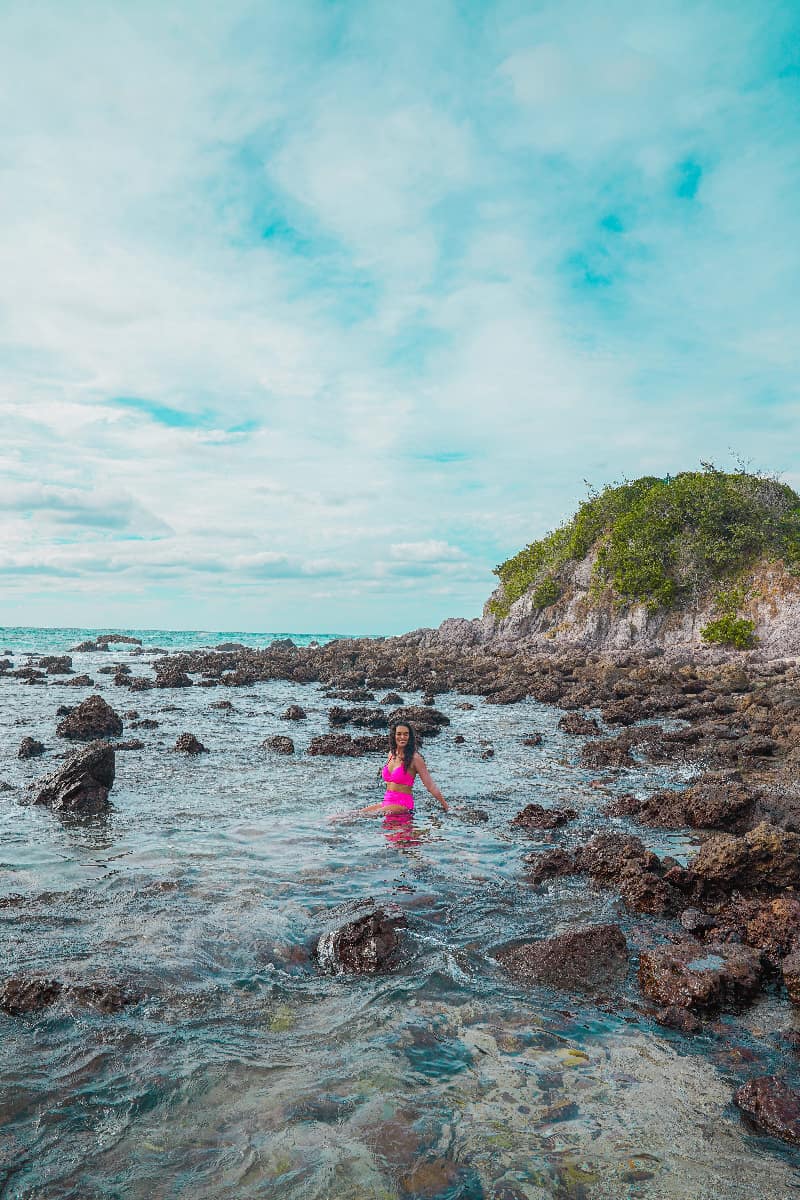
[173,733,208,755]
[316,907,407,974]
[734,1077,800,1146]
[30,740,115,814]
[638,941,763,1011]
[497,924,628,992]
[0,977,62,1014]
[56,695,123,741]
[687,822,800,896]
[18,736,45,759]
[782,951,800,1004]
[36,655,72,674]
[580,738,634,768]
[281,704,306,720]
[387,705,450,737]
[558,713,600,736]
[328,705,386,730]
[308,734,384,756]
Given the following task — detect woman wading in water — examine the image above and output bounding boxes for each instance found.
[332,722,448,820]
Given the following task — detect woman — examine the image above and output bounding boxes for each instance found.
[334,722,448,820]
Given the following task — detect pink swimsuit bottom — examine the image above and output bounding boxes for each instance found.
[382,759,415,811]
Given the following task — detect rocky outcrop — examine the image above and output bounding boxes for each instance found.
[281,704,307,720]
[316,907,407,974]
[497,924,628,992]
[56,695,123,741]
[687,822,800,897]
[638,941,763,1011]
[30,741,115,813]
[386,706,450,737]
[308,734,384,756]
[558,713,600,736]
[734,1077,800,1146]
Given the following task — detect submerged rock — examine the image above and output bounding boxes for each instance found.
[173,733,208,755]
[638,940,763,1011]
[497,924,629,993]
[0,977,62,1014]
[316,907,407,974]
[30,741,115,813]
[56,694,123,741]
[734,1076,800,1146]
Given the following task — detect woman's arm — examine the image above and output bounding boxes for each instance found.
[413,753,448,811]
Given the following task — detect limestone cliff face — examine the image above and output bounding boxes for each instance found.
[428,559,800,658]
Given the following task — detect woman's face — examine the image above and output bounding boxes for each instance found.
[394,725,410,750]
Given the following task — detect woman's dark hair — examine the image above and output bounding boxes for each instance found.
[389,722,416,769]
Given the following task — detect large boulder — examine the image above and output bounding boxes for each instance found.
[496,924,629,993]
[688,822,800,896]
[56,695,123,741]
[316,907,407,974]
[638,940,763,1011]
[30,741,115,814]
[734,1077,800,1146]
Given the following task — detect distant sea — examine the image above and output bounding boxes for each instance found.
[0,626,359,654]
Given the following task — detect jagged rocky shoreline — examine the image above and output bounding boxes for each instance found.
[3,628,800,1151]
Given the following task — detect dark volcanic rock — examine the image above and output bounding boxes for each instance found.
[580,738,634,769]
[380,693,404,705]
[18,737,45,759]
[154,664,193,688]
[96,634,142,646]
[329,705,386,730]
[734,1076,800,1146]
[209,699,234,710]
[387,705,450,737]
[308,733,383,756]
[651,1005,703,1034]
[511,803,577,830]
[263,735,295,754]
[638,940,763,1011]
[131,718,159,729]
[316,907,407,974]
[558,713,600,736]
[782,951,800,1004]
[56,694,123,741]
[522,733,543,747]
[0,977,62,1014]
[173,733,208,755]
[281,704,307,721]
[30,741,115,813]
[524,847,577,884]
[68,981,136,1013]
[497,924,628,993]
[113,739,145,751]
[37,655,72,675]
[574,832,658,886]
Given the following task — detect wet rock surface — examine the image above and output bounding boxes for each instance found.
[56,694,123,741]
[29,741,115,813]
[316,907,407,974]
[638,940,763,1011]
[18,736,45,759]
[510,803,577,830]
[497,924,629,993]
[734,1076,800,1146]
[263,735,295,754]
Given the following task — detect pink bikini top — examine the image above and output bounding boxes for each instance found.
[382,757,415,787]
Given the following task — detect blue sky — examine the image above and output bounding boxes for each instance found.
[1,0,799,633]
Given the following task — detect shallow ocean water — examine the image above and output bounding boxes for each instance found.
[0,630,799,1199]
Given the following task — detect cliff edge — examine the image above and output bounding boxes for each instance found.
[431,468,800,657]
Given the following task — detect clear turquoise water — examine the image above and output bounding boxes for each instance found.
[0,633,798,1198]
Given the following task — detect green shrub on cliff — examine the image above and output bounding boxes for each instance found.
[490,467,800,619]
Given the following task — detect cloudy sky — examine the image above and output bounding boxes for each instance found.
[1,1,799,634]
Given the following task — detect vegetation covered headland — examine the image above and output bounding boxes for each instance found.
[479,466,800,656]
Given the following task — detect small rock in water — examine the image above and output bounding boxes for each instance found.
[316,907,407,974]
[209,699,234,711]
[30,740,115,814]
[281,704,306,720]
[522,733,543,747]
[380,693,404,705]
[454,734,466,744]
[56,694,123,741]
[18,737,45,759]
[173,733,208,755]
[558,713,600,736]
[734,1076,800,1146]
[638,940,763,1011]
[458,808,490,824]
[263,735,295,755]
[511,803,577,830]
